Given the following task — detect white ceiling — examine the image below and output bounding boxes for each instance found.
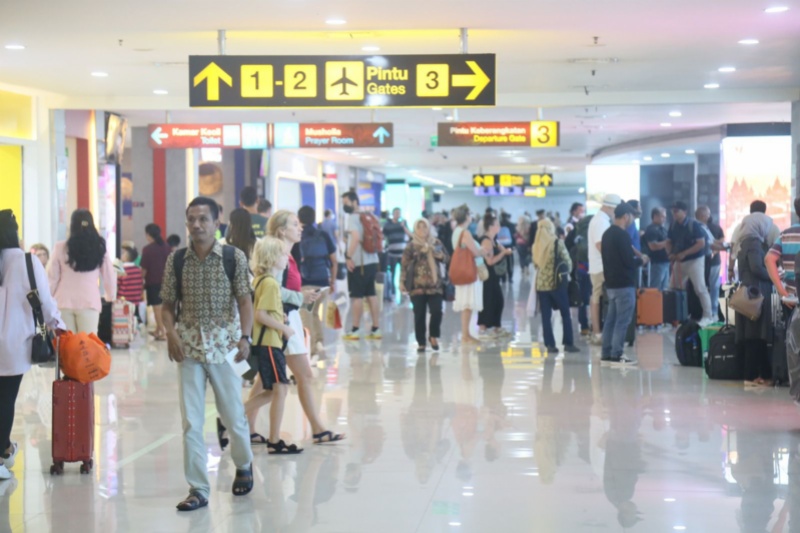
[1,0,798,183]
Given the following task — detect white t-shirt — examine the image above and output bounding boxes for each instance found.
[588,210,611,274]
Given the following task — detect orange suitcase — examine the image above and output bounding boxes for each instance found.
[637,288,663,326]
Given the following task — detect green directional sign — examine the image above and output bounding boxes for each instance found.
[189,54,496,108]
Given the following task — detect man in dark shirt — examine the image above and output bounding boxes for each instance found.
[383,208,412,300]
[642,207,670,290]
[239,186,268,238]
[601,202,648,365]
[667,201,713,325]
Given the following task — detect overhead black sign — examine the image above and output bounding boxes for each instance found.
[189,54,496,108]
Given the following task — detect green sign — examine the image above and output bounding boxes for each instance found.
[189,54,496,108]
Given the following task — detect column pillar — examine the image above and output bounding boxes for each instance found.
[131,127,154,250]
[792,101,800,209]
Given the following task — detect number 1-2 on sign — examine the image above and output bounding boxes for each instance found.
[530,121,559,148]
[284,65,317,98]
[416,64,449,97]
[241,65,274,98]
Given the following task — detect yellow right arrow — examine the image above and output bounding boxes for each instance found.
[193,62,233,101]
[452,60,491,101]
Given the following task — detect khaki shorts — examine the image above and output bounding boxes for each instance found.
[590,272,605,304]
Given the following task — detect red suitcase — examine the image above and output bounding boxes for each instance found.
[51,339,94,475]
[637,288,664,326]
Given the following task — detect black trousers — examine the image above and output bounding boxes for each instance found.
[744,339,771,381]
[411,294,444,346]
[0,374,23,451]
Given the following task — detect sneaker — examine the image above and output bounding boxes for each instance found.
[589,334,603,346]
[580,329,591,337]
[545,345,558,352]
[610,356,637,367]
[698,317,715,328]
[600,358,614,366]
[2,442,17,469]
[564,345,581,353]
[343,329,361,341]
[366,328,383,340]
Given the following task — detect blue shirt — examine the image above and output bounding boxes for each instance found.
[668,217,706,262]
[769,224,800,289]
[626,221,641,252]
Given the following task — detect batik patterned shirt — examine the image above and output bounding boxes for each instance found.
[160,241,251,364]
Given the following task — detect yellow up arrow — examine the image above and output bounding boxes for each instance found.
[451,60,491,101]
[193,62,233,101]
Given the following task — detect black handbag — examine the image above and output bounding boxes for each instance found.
[25,253,55,364]
[568,277,581,307]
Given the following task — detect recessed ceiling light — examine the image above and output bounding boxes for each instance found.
[445,115,454,121]
[643,156,653,161]
[673,527,686,531]
[326,18,347,25]
[669,111,682,117]
[685,149,696,154]
[704,83,720,89]
[718,66,736,73]
[512,157,527,163]
[765,6,789,13]
[661,153,671,158]
[432,107,442,111]
[660,122,672,127]
[153,89,169,95]
[362,45,380,52]
[664,498,677,503]
[738,38,759,45]
[4,44,24,50]
[578,187,586,193]
[91,71,109,78]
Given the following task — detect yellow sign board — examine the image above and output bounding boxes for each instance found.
[530,121,559,148]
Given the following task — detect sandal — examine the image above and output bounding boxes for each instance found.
[216,418,229,451]
[313,431,346,445]
[250,433,267,445]
[176,492,208,511]
[232,465,253,496]
[267,440,304,455]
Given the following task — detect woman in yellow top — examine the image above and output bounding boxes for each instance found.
[533,219,579,353]
[249,237,302,454]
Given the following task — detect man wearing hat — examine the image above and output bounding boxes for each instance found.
[601,202,649,365]
[667,201,714,326]
[588,193,623,344]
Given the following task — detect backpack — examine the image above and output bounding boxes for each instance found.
[573,215,593,265]
[675,320,702,367]
[299,231,331,282]
[360,212,384,254]
[174,245,237,319]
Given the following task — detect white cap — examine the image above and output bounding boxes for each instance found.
[601,193,623,208]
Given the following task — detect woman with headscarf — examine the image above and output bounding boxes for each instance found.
[533,218,579,353]
[401,218,449,352]
[735,213,775,386]
[48,209,116,334]
[0,210,64,480]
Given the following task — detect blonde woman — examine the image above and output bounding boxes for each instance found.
[245,210,345,445]
[533,218,579,353]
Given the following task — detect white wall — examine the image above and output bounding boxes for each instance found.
[434,188,586,223]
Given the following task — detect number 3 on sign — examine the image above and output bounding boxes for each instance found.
[416,64,449,97]
[530,121,559,148]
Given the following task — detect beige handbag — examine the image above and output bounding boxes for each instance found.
[477,263,489,282]
[730,284,764,321]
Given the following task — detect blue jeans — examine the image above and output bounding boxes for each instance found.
[577,270,592,330]
[602,287,636,359]
[539,287,575,348]
[649,262,670,291]
[707,264,721,318]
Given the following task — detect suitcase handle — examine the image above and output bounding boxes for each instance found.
[55,335,60,381]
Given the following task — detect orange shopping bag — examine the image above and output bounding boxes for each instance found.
[59,331,112,384]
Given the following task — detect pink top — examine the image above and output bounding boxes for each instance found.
[0,249,64,376]
[47,240,117,312]
[286,255,302,292]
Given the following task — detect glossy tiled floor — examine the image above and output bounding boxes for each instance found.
[3,276,800,533]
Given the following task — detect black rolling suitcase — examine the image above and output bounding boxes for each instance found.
[97,300,113,345]
[705,290,742,380]
[770,290,790,386]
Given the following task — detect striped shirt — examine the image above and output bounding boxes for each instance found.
[118,264,144,303]
[768,224,800,289]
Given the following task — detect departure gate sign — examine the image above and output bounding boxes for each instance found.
[472,173,554,197]
[438,121,560,148]
[189,54,495,108]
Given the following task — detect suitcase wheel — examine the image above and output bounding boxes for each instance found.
[80,459,93,474]
[50,463,64,476]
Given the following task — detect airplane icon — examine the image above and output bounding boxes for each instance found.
[331,68,359,96]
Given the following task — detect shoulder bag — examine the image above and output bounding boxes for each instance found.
[729,284,764,321]
[554,241,571,290]
[25,253,56,364]
[448,231,478,286]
